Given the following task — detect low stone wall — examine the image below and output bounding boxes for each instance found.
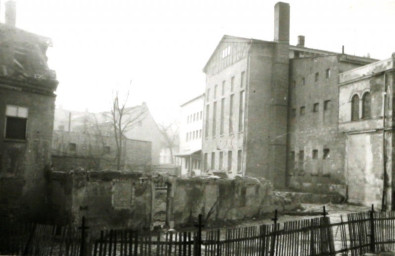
[167,176,276,227]
[48,170,153,230]
[48,171,302,230]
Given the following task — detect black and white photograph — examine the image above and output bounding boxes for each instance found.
[1,0,395,255]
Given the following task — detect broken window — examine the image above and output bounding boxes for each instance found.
[323,148,330,159]
[351,94,360,121]
[362,92,371,119]
[5,105,28,140]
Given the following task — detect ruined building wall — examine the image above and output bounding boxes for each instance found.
[0,24,57,220]
[287,56,364,194]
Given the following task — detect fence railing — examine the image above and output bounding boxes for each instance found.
[3,205,395,256]
[0,217,81,255]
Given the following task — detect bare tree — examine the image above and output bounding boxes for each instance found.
[110,90,147,169]
[158,121,179,164]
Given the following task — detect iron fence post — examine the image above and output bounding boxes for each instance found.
[79,216,89,256]
[194,214,203,256]
[369,204,375,253]
[270,209,278,256]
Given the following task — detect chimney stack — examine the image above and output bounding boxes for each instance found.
[5,0,16,27]
[297,35,305,47]
[274,2,290,43]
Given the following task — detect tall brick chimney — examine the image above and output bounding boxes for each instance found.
[5,0,16,27]
[274,2,290,43]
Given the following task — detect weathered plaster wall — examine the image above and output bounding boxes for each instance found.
[0,88,55,219]
[288,56,363,193]
[345,133,384,206]
[49,171,153,230]
[168,176,275,227]
[50,171,297,229]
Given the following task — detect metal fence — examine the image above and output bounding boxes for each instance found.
[3,206,395,255]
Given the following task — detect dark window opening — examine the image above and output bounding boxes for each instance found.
[351,94,360,121]
[302,77,305,85]
[312,149,318,159]
[362,92,371,119]
[227,151,232,172]
[5,117,27,140]
[69,143,77,152]
[313,103,319,112]
[300,106,305,116]
[323,148,330,159]
[324,100,331,111]
[315,72,319,82]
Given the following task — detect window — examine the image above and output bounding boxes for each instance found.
[300,106,305,116]
[351,94,360,121]
[205,104,210,138]
[222,81,225,96]
[323,148,330,159]
[231,76,235,92]
[222,46,231,58]
[5,105,28,140]
[200,111,203,120]
[214,85,218,99]
[104,146,111,154]
[69,143,77,152]
[362,92,371,119]
[239,91,245,132]
[229,94,234,133]
[313,103,319,112]
[206,89,210,102]
[220,98,225,135]
[219,152,224,170]
[315,72,319,82]
[302,77,305,86]
[211,152,215,169]
[237,150,242,173]
[312,150,318,159]
[324,100,331,111]
[213,102,217,137]
[240,71,245,88]
[227,151,232,172]
[326,69,331,79]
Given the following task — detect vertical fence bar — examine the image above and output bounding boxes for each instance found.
[270,210,278,256]
[370,204,376,253]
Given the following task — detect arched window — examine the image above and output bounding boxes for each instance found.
[351,94,360,121]
[362,92,371,119]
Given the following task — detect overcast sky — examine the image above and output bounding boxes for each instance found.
[6,0,395,123]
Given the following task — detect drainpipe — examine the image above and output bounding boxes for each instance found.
[382,72,388,211]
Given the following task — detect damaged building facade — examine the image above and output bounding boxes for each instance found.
[202,2,394,207]
[0,1,58,219]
